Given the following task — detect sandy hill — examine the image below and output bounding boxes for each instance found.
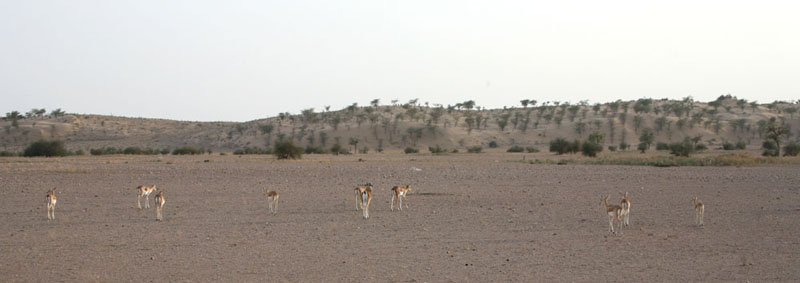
[1,96,798,153]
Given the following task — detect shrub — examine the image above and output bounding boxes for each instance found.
[0,150,17,157]
[404,147,419,154]
[549,138,571,155]
[735,141,747,150]
[488,141,499,148]
[123,147,144,155]
[608,145,617,152]
[467,146,483,153]
[722,142,735,150]
[304,146,326,154]
[637,142,648,153]
[330,144,348,155]
[569,140,581,154]
[762,140,779,157]
[695,143,708,151]
[359,146,369,154]
[160,148,171,155]
[655,142,670,150]
[525,146,540,153]
[507,145,524,153]
[23,140,69,157]
[234,147,271,155]
[172,146,204,155]
[273,140,302,159]
[581,141,603,157]
[451,149,459,153]
[428,145,447,154]
[619,142,629,151]
[783,142,800,156]
[669,138,695,157]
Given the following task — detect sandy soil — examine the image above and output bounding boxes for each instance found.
[1,153,799,282]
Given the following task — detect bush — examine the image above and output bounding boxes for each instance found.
[0,150,17,157]
[428,145,447,154]
[507,145,524,153]
[695,143,708,151]
[330,144,349,155]
[638,142,648,153]
[722,142,735,150]
[669,138,695,157]
[655,142,670,150]
[451,149,459,153]
[619,142,629,151]
[273,140,302,159]
[608,145,617,152]
[783,142,800,156]
[467,146,483,153]
[488,141,499,148]
[404,147,419,154]
[525,146,539,153]
[172,146,205,155]
[549,138,571,155]
[735,141,747,150]
[762,140,779,157]
[304,146,326,154]
[23,140,69,157]
[581,141,603,157]
[234,147,271,155]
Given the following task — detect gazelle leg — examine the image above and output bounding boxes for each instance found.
[274,197,278,214]
[137,195,142,209]
[391,194,395,211]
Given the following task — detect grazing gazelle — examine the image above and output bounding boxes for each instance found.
[619,192,631,228]
[355,184,373,219]
[390,185,411,211]
[266,190,279,215]
[601,195,623,234]
[136,185,158,209]
[154,191,165,221]
[46,187,57,220]
[693,196,705,226]
[354,183,372,211]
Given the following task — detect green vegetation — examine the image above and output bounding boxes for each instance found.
[524,153,798,167]
[233,147,272,155]
[525,146,540,153]
[404,147,419,154]
[172,146,205,155]
[783,142,800,157]
[467,146,483,153]
[507,145,524,152]
[273,140,302,159]
[23,140,69,157]
[428,145,447,154]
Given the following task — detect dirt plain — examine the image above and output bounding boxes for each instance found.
[1,153,799,282]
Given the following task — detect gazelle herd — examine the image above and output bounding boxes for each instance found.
[43,182,706,233]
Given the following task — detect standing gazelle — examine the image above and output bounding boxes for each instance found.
[354,184,373,219]
[693,196,705,226]
[154,191,165,221]
[390,185,411,211]
[46,187,57,220]
[619,192,631,228]
[601,195,623,234]
[136,185,158,209]
[354,183,372,211]
[266,190,279,215]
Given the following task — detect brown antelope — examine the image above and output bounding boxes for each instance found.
[354,184,373,219]
[390,185,411,211]
[619,192,631,228]
[693,196,705,226]
[266,190,279,215]
[136,185,158,209]
[154,191,165,221]
[46,187,57,220]
[354,183,372,211]
[601,195,623,234]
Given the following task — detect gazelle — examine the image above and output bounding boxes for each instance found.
[354,184,373,219]
[693,196,705,226]
[266,190,279,215]
[46,187,57,220]
[601,195,623,234]
[619,192,631,228]
[136,185,158,209]
[354,183,372,211]
[391,185,411,211]
[154,191,165,221]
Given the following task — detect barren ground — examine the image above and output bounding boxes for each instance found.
[1,153,799,282]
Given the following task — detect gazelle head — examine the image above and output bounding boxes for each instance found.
[600,195,609,207]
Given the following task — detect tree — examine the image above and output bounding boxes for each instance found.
[23,140,68,157]
[520,99,530,108]
[370,99,380,108]
[785,107,797,119]
[50,108,65,117]
[348,137,359,153]
[639,128,655,150]
[764,121,789,156]
[496,113,511,131]
[274,140,302,159]
[5,111,22,121]
[633,98,653,114]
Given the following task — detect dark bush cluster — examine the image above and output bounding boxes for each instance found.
[549,138,580,155]
[762,140,779,157]
[23,140,69,157]
[304,146,326,154]
[91,147,168,155]
[695,143,708,151]
[233,147,271,155]
[668,138,695,157]
[467,146,483,153]
[274,140,302,159]
[330,144,349,155]
[783,142,800,156]
[525,146,539,153]
[488,141,499,148]
[428,145,447,154]
[655,142,670,150]
[172,146,206,155]
[404,147,419,154]
[0,150,18,157]
[506,145,524,153]
[581,141,603,157]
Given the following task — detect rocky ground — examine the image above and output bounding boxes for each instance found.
[1,153,798,282]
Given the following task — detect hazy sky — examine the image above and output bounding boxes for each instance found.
[2,1,798,122]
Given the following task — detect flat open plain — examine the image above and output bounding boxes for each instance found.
[1,153,799,282]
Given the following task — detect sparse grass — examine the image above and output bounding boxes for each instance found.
[522,153,800,167]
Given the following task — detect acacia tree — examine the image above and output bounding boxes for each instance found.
[765,121,789,156]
